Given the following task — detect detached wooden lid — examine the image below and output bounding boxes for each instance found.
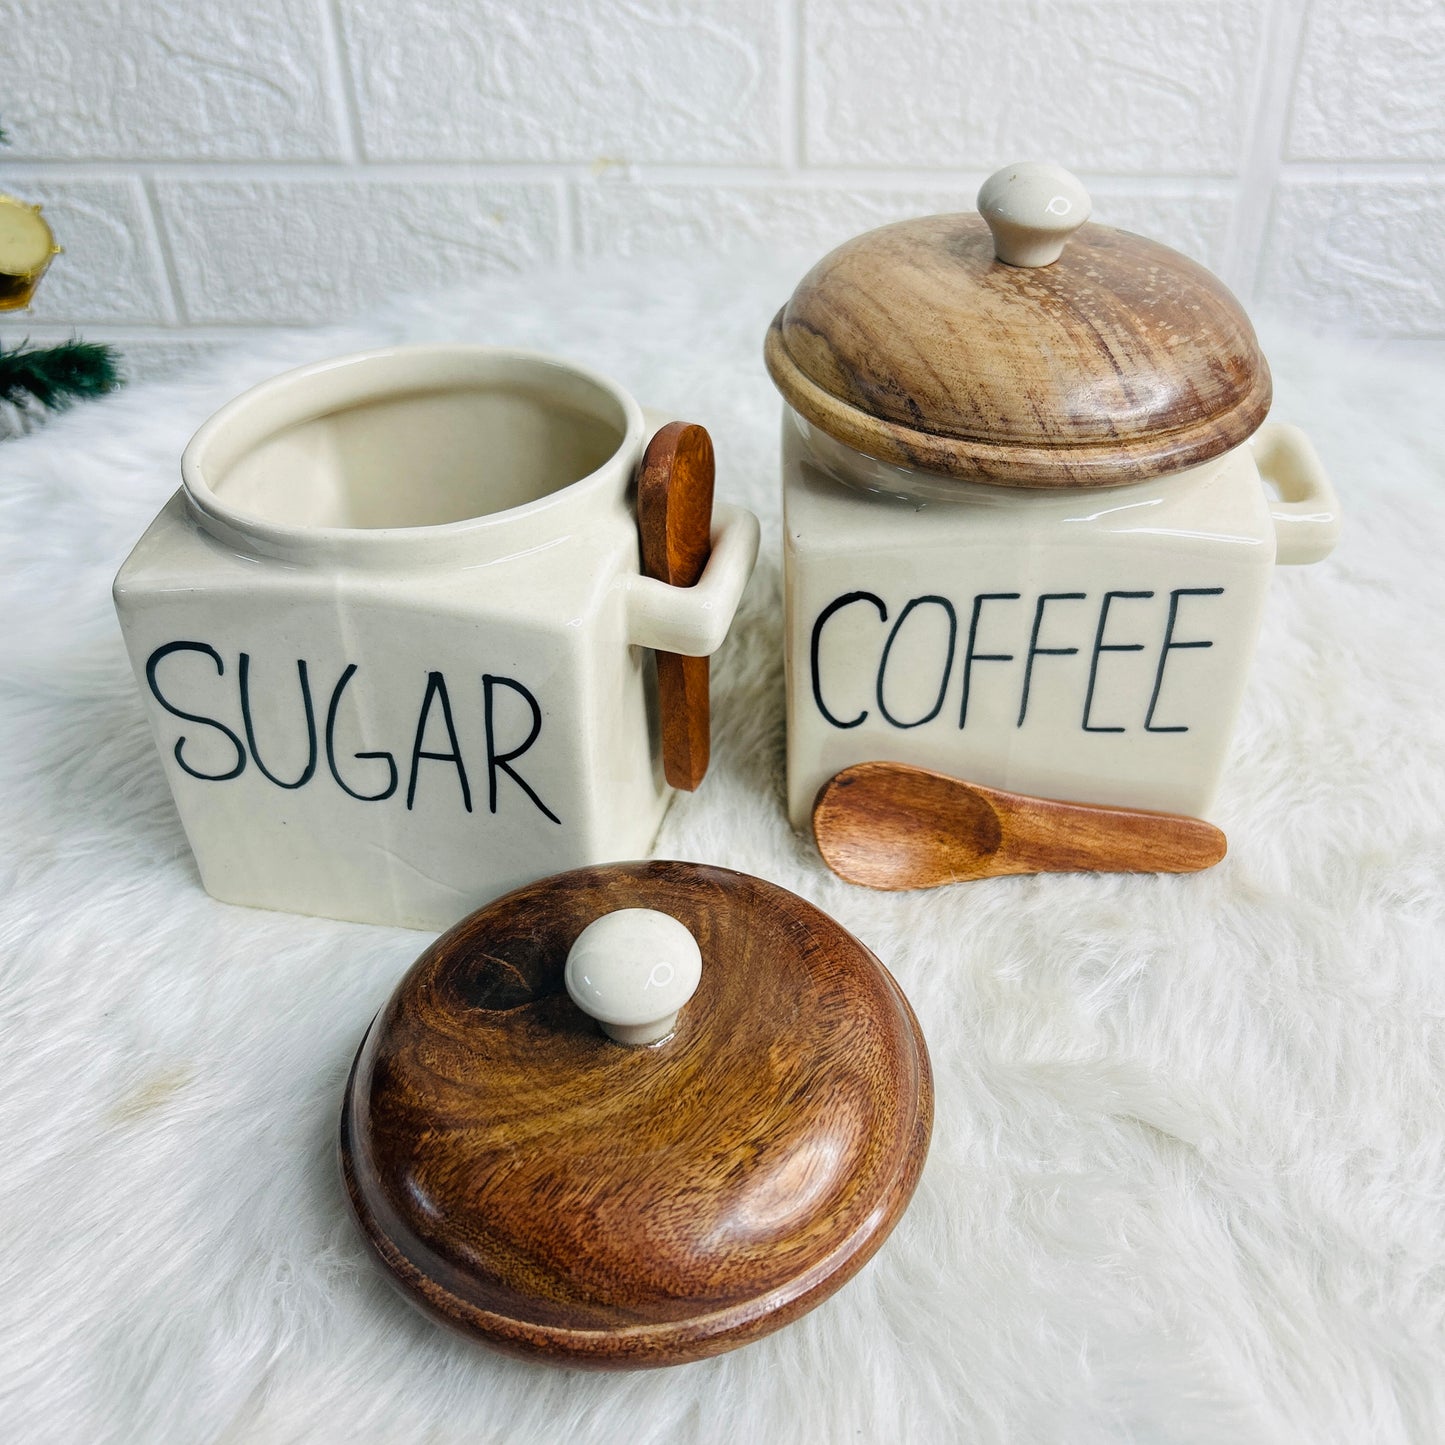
[765,161,1271,489]
[340,860,932,1370]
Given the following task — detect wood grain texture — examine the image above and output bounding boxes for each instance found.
[813,762,1227,890]
[637,422,715,790]
[765,215,1271,488]
[340,860,933,1369]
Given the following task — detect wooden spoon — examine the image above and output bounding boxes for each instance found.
[637,422,715,791]
[813,761,1227,890]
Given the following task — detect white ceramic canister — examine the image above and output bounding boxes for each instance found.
[113,346,759,929]
[767,163,1340,831]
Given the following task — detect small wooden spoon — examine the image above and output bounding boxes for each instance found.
[637,422,715,791]
[813,761,1227,891]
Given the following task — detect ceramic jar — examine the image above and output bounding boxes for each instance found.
[113,346,759,929]
[767,162,1340,830]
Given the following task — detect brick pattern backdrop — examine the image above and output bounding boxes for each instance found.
[2,0,1441,376]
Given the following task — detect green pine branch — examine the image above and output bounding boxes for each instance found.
[1,120,125,423]
[0,340,121,412]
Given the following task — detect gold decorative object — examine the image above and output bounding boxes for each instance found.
[0,194,61,310]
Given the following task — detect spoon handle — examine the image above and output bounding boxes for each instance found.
[989,784,1228,876]
[638,422,715,791]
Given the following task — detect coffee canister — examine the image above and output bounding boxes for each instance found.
[766,162,1340,831]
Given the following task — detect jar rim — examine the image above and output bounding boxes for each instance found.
[180,344,645,564]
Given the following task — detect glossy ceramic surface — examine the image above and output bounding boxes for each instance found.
[563,907,703,1044]
[113,346,759,929]
[783,408,1339,828]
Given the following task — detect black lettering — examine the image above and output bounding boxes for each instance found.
[324,663,398,801]
[1144,587,1224,733]
[1082,591,1154,733]
[1017,593,1086,727]
[483,675,560,824]
[811,591,887,729]
[238,653,317,789]
[406,672,472,813]
[876,596,957,728]
[145,641,246,782]
[959,593,1020,728]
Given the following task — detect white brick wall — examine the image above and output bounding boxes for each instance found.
[2,0,1441,377]
[802,0,1265,173]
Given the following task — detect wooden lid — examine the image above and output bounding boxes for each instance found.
[765,163,1272,489]
[340,860,933,1369]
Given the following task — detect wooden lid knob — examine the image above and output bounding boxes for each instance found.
[564,908,702,1045]
[977,161,1091,267]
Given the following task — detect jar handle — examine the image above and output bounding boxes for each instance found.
[1253,423,1341,566]
[626,505,758,654]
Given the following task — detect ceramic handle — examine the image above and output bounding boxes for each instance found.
[564,908,703,1046]
[977,161,1091,267]
[1253,423,1341,566]
[626,503,759,655]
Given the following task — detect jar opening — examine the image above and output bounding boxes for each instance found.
[185,348,635,535]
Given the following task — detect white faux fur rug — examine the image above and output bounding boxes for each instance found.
[3,257,1444,1445]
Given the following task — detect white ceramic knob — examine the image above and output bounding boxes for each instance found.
[977,162,1091,267]
[564,908,703,1046]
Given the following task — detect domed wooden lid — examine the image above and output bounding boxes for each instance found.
[340,860,932,1370]
[765,162,1272,489]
